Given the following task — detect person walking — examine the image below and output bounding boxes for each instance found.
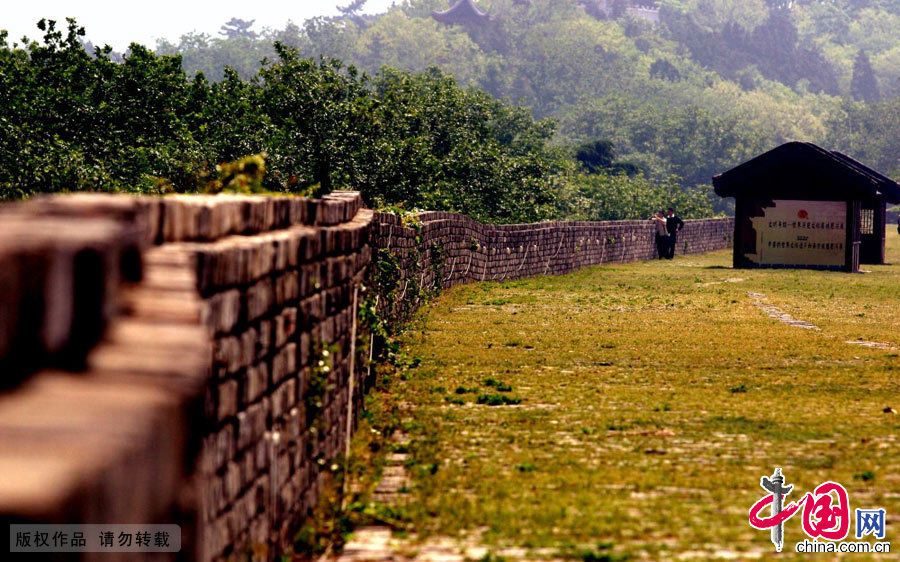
[665,207,684,259]
[652,210,669,259]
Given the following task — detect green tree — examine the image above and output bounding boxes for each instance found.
[561,172,713,221]
[257,45,372,195]
[219,18,257,40]
[850,50,880,102]
[827,98,900,179]
[575,140,639,176]
[359,66,568,222]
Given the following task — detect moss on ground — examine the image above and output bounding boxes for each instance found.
[358,233,900,560]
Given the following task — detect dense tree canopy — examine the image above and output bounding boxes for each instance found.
[827,97,900,179]
[1,18,713,222]
[850,50,880,103]
[5,0,897,222]
[146,0,897,191]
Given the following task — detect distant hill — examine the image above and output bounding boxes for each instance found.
[155,0,900,186]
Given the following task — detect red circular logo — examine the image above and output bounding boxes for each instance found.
[798,210,809,219]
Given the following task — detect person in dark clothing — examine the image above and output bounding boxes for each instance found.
[665,207,684,259]
[652,210,669,259]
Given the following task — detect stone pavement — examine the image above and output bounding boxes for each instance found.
[334,526,564,562]
[329,433,563,562]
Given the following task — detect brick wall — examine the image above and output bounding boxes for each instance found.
[0,193,732,561]
[155,192,372,561]
[372,211,733,322]
[0,192,372,561]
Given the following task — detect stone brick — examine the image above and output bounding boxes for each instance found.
[272,378,298,419]
[213,336,242,377]
[256,319,272,361]
[240,327,258,368]
[274,307,297,348]
[271,343,297,385]
[243,362,269,406]
[204,289,242,334]
[236,397,270,452]
[297,332,311,367]
[217,379,239,420]
[274,271,299,305]
[224,460,242,503]
[245,278,274,322]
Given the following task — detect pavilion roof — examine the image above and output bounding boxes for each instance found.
[713,142,900,204]
[432,0,490,25]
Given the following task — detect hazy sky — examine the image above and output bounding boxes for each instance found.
[2,1,398,51]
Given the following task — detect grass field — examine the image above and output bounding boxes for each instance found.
[358,232,899,560]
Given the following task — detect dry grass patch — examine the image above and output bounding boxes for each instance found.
[359,233,900,560]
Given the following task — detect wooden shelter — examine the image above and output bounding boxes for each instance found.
[713,142,900,272]
[432,0,490,26]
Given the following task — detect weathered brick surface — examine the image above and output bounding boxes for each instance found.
[0,242,209,562]
[0,211,144,378]
[0,190,731,562]
[0,191,372,562]
[169,197,372,561]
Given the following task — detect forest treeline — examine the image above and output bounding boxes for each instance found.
[153,0,900,190]
[0,17,711,222]
[2,0,898,221]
